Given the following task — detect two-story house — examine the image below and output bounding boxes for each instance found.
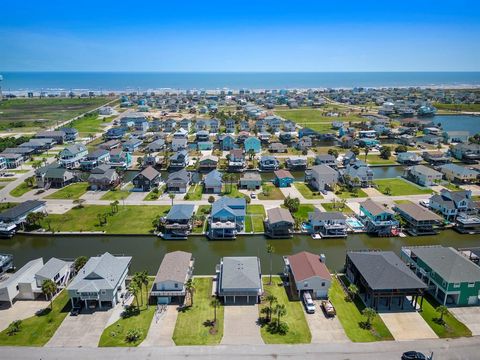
[208,197,246,239]
[58,144,88,169]
[359,199,399,236]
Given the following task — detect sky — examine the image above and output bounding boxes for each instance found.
[1,0,479,72]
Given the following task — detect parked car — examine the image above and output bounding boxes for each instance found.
[419,199,430,208]
[401,351,433,360]
[302,292,315,314]
[70,307,81,316]
[250,192,256,199]
[321,299,336,317]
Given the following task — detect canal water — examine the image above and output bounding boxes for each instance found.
[431,115,480,134]
[1,232,478,275]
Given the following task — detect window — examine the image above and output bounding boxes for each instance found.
[468,283,475,288]
[174,283,179,289]
[453,283,460,288]
[321,282,325,287]
[101,290,106,295]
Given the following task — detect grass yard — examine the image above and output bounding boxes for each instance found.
[99,278,155,347]
[419,295,471,338]
[286,204,315,222]
[0,290,70,346]
[40,205,170,234]
[185,184,203,200]
[441,182,463,191]
[258,184,286,200]
[173,278,223,345]
[374,178,433,196]
[274,108,362,125]
[433,103,480,112]
[222,184,246,199]
[335,188,369,199]
[293,182,323,199]
[70,113,114,135]
[321,202,354,214]
[259,277,311,344]
[365,154,397,165]
[245,204,266,233]
[9,180,35,197]
[394,199,413,204]
[101,184,133,201]
[329,277,394,342]
[45,182,89,200]
[192,205,211,234]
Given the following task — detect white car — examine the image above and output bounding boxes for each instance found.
[420,200,430,208]
[303,292,315,314]
[250,192,256,199]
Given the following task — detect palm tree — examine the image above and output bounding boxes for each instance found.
[347,284,359,300]
[185,279,195,306]
[265,294,277,322]
[363,147,370,161]
[41,279,57,309]
[128,281,141,308]
[436,305,449,324]
[274,303,287,328]
[73,256,88,273]
[169,193,175,206]
[138,271,149,308]
[362,307,377,329]
[266,244,275,285]
[210,298,221,325]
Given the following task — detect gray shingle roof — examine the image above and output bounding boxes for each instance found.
[394,202,442,222]
[220,257,262,290]
[267,207,294,224]
[153,251,192,285]
[166,204,195,221]
[0,200,46,222]
[361,199,393,216]
[36,258,70,280]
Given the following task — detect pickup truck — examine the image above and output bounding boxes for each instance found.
[321,300,336,317]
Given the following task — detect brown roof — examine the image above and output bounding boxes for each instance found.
[267,207,294,224]
[153,251,193,285]
[287,251,331,281]
[230,149,244,157]
[139,166,160,181]
[361,199,393,216]
[274,169,293,179]
[395,202,442,222]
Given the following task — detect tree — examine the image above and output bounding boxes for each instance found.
[436,305,449,324]
[73,256,88,273]
[379,146,391,160]
[363,147,370,161]
[6,320,22,336]
[384,186,392,196]
[327,148,339,158]
[185,279,195,306]
[169,193,175,206]
[274,303,287,328]
[347,284,359,300]
[210,298,221,325]
[208,195,215,203]
[73,198,85,209]
[264,294,277,322]
[128,281,141,308]
[283,196,300,213]
[41,279,57,309]
[248,148,256,161]
[362,307,377,329]
[112,200,119,213]
[135,271,149,307]
[395,145,408,153]
[266,244,275,285]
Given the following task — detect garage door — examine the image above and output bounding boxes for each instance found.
[468,295,479,305]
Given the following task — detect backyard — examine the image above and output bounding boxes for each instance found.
[293,182,323,199]
[374,178,433,196]
[172,278,224,345]
[335,188,369,199]
[322,202,354,214]
[185,184,203,200]
[364,154,398,166]
[245,204,266,233]
[192,205,211,234]
[259,276,312,344]
[45,182,90,200]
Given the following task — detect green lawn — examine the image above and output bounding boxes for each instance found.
[321,202,354,214]
[258,184,286,200]
[101,184,133,201]
[394,199,413,204]
[0,290,70,346]
[185,184,203,200]
[365,154,397,165]
[45,182,90,200]
[259,277,311,344]
[374,178,433,196]
[335,188,369,199]
[99,278,155,347]
[173,278,223,345]
[329,277,394,342]
[433,103,480,112]
[192,205,211,234]
[70,113,110,135]
[288,204,315,222]
[441,182,463,191]
[274,108,363,125]
[419,295,471,338]
[294,182,324,199]
[40,205,170,234]
[9,180,35,197]
[245,205,266,233]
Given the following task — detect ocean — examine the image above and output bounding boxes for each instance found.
[1,72,480,92]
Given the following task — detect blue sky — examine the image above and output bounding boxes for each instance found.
[1,0,479,71]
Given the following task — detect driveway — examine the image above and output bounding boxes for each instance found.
[0,300,50,332]
[221,305,264,345]
[46,308,114,347]
[140,305,178,346]
[305,301,349,343]
[380,312,438,341]
[449,307,480,335]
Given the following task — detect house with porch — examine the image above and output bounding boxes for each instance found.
[259,156,280,171]
[108,148,132,169]
[439,163,478,184]
[429,189,477,221]
[67,252,131,309]
[58,144,88,169]
[404,165,443,187]
[0,200,46,237]
[60,127,78,142]
[308,164,338,191]
[169,150,189,168]
[359,199,399,236]
[273,169,294,188]
[396,152,423,165]
[0,153,23,169]
[307,208,347,238]
[264,207,294,238]
[146,139,166,152]
[346,250,427,311]
[198,155,218,172]
[88,165,120,191]
[166,169,190,193]
[285,157,307,170]
[219,134,236,150]
[162,205,195,240]
[342,160,374,188]
[315,154,336,167]
[132,166,161,191]
[80,149,110,171]
[150,251,194,304]
[451,143,480,162]
[393,202,443,236]
[35,130,66,144]
[35,258,72,290]
[401,246,480,306]
[239,172,262,190]
[35,164,75,189]
[204,169,222,194]
[244,136,261,153]
[228,149,245,172]
[216,257,263,305]
[208,197,246,239]
[123,138,143,153]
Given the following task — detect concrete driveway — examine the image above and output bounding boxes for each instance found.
[140,305,178,346]
[305,301,349,343]
[46,308,114,347]
[0,300,50,332]
[221,305,264,345]
[449,307,480,335]
[380,312,438,341]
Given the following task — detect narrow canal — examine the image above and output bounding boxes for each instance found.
[1,231,478,275]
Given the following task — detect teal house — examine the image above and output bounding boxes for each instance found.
[401,246,480,306]
[244,136,261,153]
[273,170,294,188]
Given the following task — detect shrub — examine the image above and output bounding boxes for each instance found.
[208,195,215,203]
[125,328,143,343]
[121,305,140,319]
[6,320,22,336]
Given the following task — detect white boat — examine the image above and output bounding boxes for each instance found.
[311,233,322,239]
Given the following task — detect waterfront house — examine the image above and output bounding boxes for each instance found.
[429,189,477,221]
[285,157,307,170]
[171,137,188,152]
[284,251,331,299]
[259,156,280,171]
[443,131,469,144]
[346,251,427,311]
[228,149,245,172]
[405,165,443,187]
[150,251,194,304]
[396,152,423,165]
[166,169,190,193]
[216,256,262,304]
[204,169,223,194]
[268,142,288,153]
[422,151,451,165]
[299,128,317,138]
[198,155,218,172]
[258,132,271,142]
[342,160,374,188]
[237,131,250,143]
[146,139,166,152]
[309,164,338,191]
[401,246,480,306]
[208,197,246,239]
[219,134,236,150]
[0,259,44,306]
[393,202,443,235]
[315,154,336,167]
[239,172,262,190]
[342,151,357,166]
[295,136,313,151]
[88,165,120,191]
[179,118,191,131]
[35,257,72,290]
[264,207,294,238]
[439,163,478,184]
[123,138,143,153]
[162,205,195,240]
[0,200,46,236]
[58,144,88,169]
[308,208,347,238]
[108,148,132,169]
[359,199,399,236]
[105,127,126,140]
[0,153,24,169]
[67,252,131,309]
[169,150,189,168]
[132,166,161,191]
[239,121,250,132]
[452,143,480,162]
[80,149,110,171]
[273,169,294,188]
[244,136,261,153]
[0,157,6,173]
[35,130,66,144]
[35,163,75,189]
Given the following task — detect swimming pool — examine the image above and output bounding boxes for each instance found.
[346,217,365,230]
